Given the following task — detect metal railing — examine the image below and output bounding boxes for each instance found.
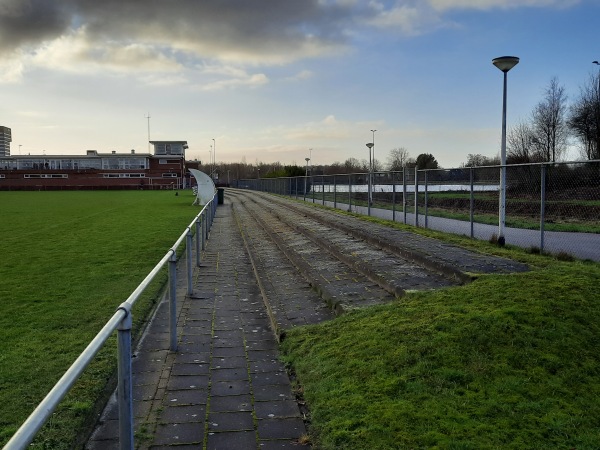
[4,193,218,450]
[236,160,600,261]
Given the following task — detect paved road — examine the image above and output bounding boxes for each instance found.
[306,199,600,262]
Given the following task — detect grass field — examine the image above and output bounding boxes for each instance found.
[0,190,201,448]
[281,215,600,449]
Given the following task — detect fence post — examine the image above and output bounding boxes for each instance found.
[333,175,337,209]
[303,176,307,201]
[392,172,396,222]
[424,170,429,228]
[402,169,407,224]
[168,250,178,352]
[348,174,352,212]
[322,176,325,205]
[414,167,419,227]
[470,167,474,239]
[540,164,546,253]
[186,229,193,296]
[116,303,134,450]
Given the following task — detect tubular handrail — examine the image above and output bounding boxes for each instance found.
[4,308,128,449]
[4,193,217,450]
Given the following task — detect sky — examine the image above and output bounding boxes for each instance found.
[1,0,599,169]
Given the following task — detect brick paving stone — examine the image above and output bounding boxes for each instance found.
[208,411,254,431]
[153,422,204,445]
[206,430,258,450]
[209,394,253,412]
[211,379,252,396]
[257,417,306,440]
[158,404,206,423]
[254,400,303,419]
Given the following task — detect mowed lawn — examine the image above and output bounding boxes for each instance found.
[0,190,201,447]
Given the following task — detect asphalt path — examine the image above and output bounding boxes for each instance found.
[307,199,600,262]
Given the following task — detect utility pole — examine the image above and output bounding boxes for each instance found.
[145,113,151,152]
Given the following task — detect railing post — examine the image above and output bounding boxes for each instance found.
[540,164,546,253]
[186,229,193,295]
[195,217,201,267]
[414,167,419,227]
[168,251,178,352]
[116,302,134,450]
[202,212,206,250]
[470,167,474,239]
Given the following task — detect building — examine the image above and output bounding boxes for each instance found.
[0,126,11,157]
[0,140,191,190]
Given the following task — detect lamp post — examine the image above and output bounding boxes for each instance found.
[593,61,600,159]
[212,138,216,178]
[305,157,310,196]
[366,143,374,215]
[492,55,519,246]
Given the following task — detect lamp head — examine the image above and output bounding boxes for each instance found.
[366,143,374,149]
[593,61,599,65]
[492,56,520,73]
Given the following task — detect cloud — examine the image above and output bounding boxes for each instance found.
[200,73,269,91]
[31,27,183,75]
[0,0,359,76]
[427,0,580,11]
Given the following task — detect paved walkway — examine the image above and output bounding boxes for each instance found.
[87,201,310,449]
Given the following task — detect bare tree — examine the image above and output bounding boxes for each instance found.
[463,153,499,167]
[568,72,600,160]
[507,120,542,163]
[387,147,410,170]
[531,77,568,162]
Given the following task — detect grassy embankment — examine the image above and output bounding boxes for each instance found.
[0,190,200,448]
[281,211,600,449]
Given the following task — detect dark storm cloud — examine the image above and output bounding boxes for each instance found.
[1,0,369,63]
[0,0,71,52]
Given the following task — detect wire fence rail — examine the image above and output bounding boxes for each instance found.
[3,195,218,450]
[235,160,600,261]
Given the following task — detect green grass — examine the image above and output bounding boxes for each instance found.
[0,190,201,448]
[280,215,600,449]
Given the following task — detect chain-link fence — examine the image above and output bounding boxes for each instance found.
[235,160,600,261]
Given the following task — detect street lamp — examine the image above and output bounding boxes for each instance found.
[593,61,600,159]
[305,157,310,197]
[370,129,376,168]
[366,143,374,215]
[212,138,216,178]
[492,55,519,246]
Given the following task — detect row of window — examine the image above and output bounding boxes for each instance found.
[0,173,180,179]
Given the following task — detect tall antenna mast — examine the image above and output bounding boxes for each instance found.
[145,113,151,152]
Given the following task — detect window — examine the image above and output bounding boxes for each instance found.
[24,174,68,178]
[162,173,178,178]
[102,173,146,178]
